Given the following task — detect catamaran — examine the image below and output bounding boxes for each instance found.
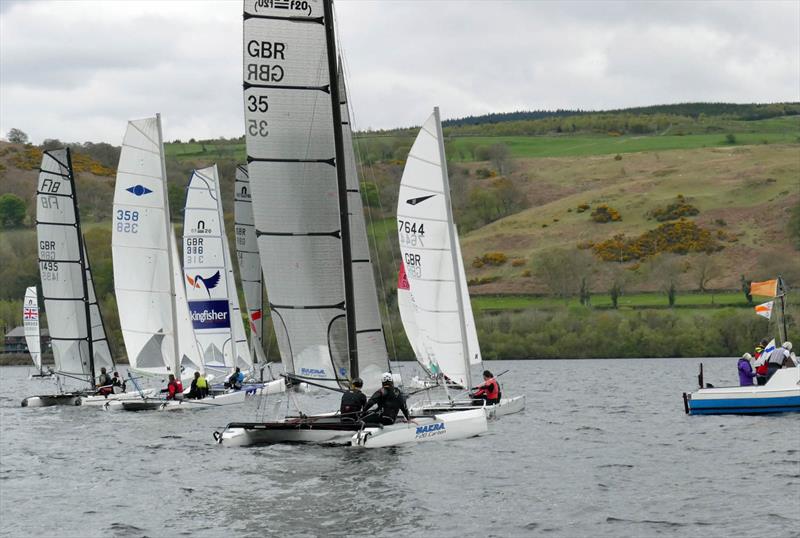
[22,149,117,407]
[683,277,799,414]
[215,0,486,446]
[396,109,525,419]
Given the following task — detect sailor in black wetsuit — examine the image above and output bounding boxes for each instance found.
[362,372,415,426]
[340,377,367,422]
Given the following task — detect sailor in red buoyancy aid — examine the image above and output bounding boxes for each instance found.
[471,370,501,405]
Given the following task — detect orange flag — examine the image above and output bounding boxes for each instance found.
[750,279,777,297]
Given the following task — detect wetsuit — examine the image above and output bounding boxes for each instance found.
[472,377,500,405]
[340,389,366,421]
[363,386,410,425]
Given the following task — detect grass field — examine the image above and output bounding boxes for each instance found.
[471,291,749,311]
[164,117,800,162]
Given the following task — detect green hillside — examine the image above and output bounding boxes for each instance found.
[2,103,799,360]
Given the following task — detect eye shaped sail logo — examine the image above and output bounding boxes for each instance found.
[126,185,153,197]
[186,270,221,297]
[406,194,435,206]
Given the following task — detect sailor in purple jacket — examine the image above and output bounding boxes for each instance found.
[738,353,757,386]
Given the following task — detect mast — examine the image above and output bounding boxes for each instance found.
[778,275,788,342]
[156,113,182,376]
[434,107,472,387]
[68,148,97,389]
[324,0,358,380]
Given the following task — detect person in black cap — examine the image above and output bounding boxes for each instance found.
[340,377,367,422]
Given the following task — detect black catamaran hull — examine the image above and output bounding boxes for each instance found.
[21,393,84,407]
[214,417,362,446]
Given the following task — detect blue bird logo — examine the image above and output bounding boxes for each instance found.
[186,270,222,297]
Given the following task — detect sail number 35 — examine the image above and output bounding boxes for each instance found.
[248,119,269,137]
[115,209,139,234]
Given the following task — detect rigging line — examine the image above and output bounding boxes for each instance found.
[338,45,402,371]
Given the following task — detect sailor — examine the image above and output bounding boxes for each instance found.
[340,377,367,422]
[471,370,501,405]
[766,342,793,381]
[187,371,203,399]
[362,372,414,426]
[737,353,757,386]
[196,372,209,399]
[111,371,126,393]
[166,374,184,400]
[753,339,770,385]
[96,367,113,396]
[227,367,244,390]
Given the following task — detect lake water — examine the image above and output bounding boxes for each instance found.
[1,358,798,538]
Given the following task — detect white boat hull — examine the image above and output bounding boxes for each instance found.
[410,395,526,419]
[684,367,800,415]
[104,386,263,412]
[352,409,488,448]
[80,389,158,407]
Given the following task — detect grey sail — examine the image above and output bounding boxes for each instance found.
[37,148,114,384]
[244,0,349,389]
[234,165,268,365]
[338,66,389,391]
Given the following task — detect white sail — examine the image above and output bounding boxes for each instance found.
[396,111,481,388]
[23,287,42,372]
[234,165,268,365]
[172,230,203,378]
[220,210,254,372]
[37,148,114,382]
[183,166,236,374]
[244,0,349,389]
[112,116,185,377]
[396,262,427,369]
[339,66,390,390]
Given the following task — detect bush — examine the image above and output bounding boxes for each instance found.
[0,194,26,228]
[480,252,508,266]
[511,258,526,267]
[725,133,737,144]
[590,204,622,223]
[576,203,590,213]
[472,257,485,268]
[614,154,622,161]
[592,219,722,262]
[467,275,501,286]
[649,195,699,222]
[475,168,495,179]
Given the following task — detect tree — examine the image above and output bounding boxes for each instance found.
[488,143,511,175]
[534,248,592,301]
[7,128,28,144]
[647,253,684,307]
[691,254,720,292]
[0,194,27,228]
[740,275,753,305]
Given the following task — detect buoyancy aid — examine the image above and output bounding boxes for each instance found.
[475,378,500,402]
[196,376,208,389]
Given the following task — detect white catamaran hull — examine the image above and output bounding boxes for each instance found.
[79,389,159,407]
[103,386,264,412]
[410,395,526,419]
[352,409,488,448]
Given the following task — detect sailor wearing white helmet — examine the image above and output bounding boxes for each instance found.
[362,372,416,426]
[766,341,794,381]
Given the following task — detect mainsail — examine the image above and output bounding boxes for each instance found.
[338,66,390,390]
[244,0,351,389]
[183,166,235,373]
[234,165,268,365]
[23,286,42,373]
[112,115,196,378]
[396,110,482,388]
[37,148,115,384]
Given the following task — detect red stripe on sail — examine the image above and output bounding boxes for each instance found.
[397,262,410,291]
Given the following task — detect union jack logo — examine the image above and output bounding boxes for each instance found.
[23,308,38,320]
